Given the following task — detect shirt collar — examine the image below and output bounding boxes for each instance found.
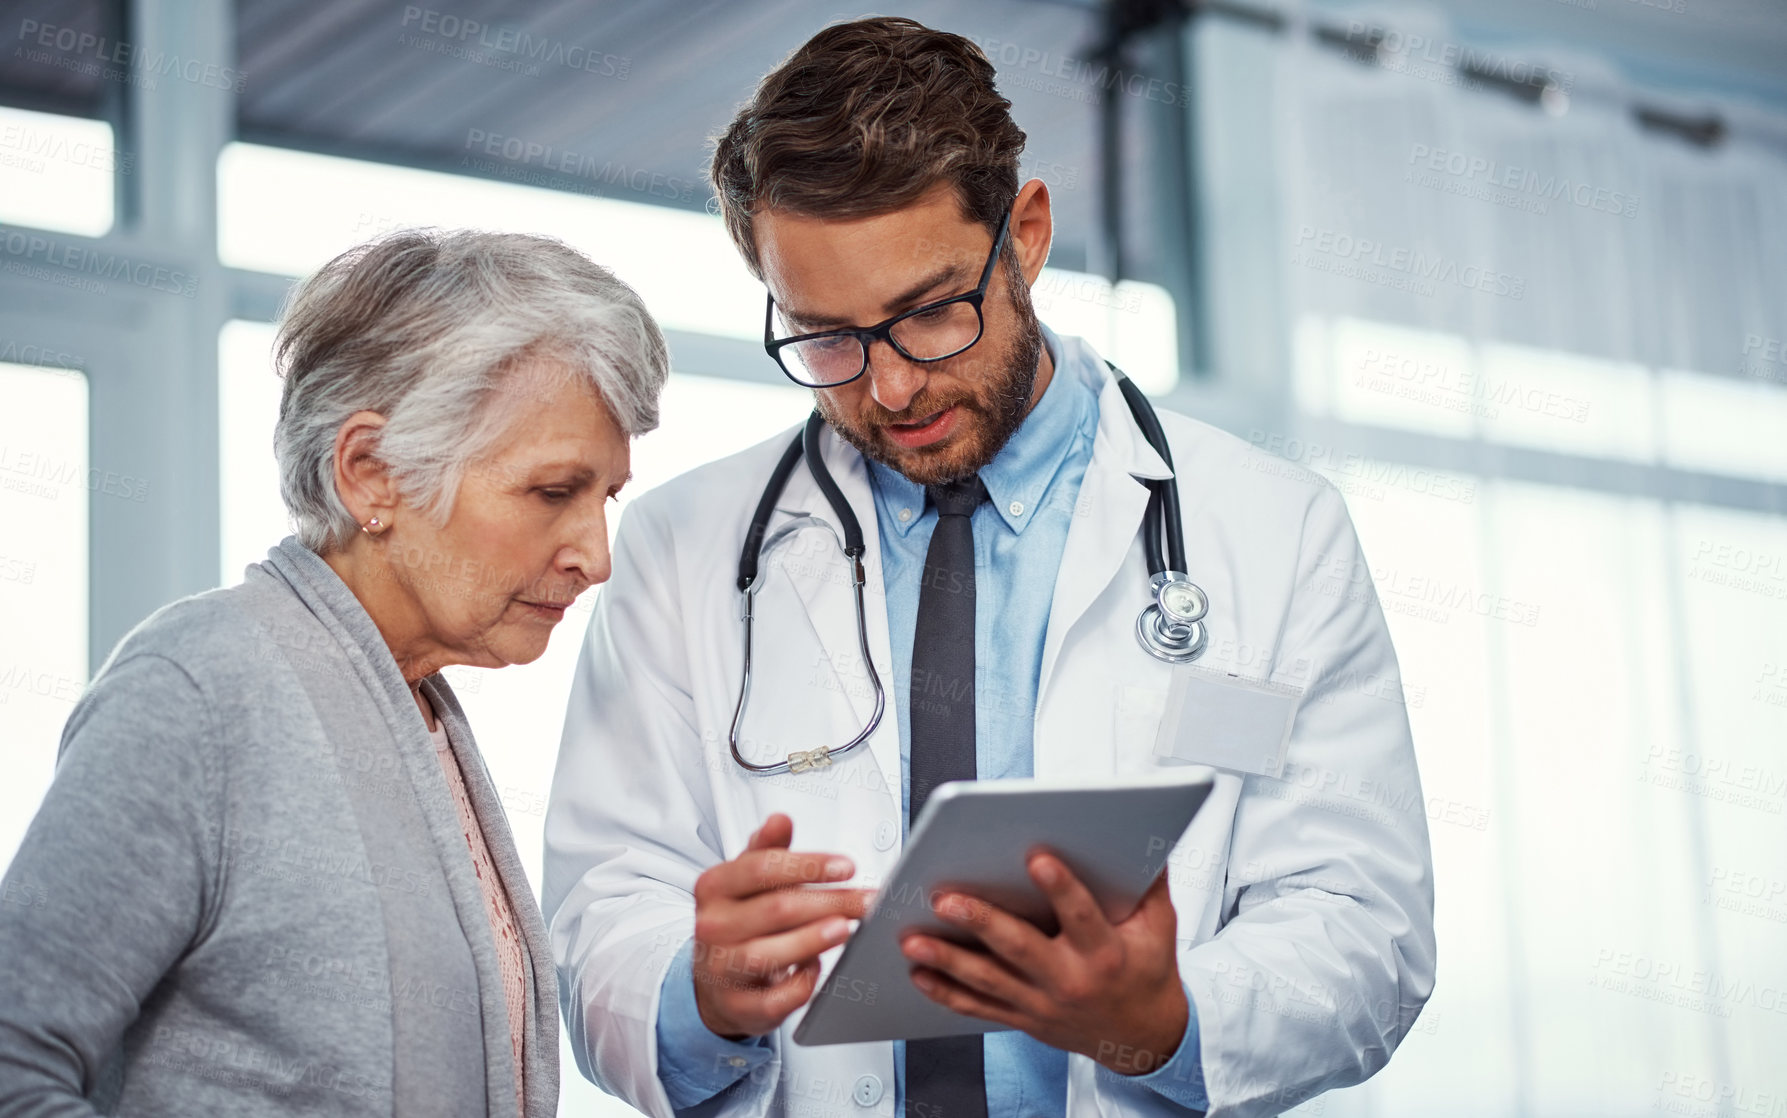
[869,323,1095,537]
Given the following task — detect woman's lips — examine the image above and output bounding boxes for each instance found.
[517,599,571,621]
[885,404,959,449]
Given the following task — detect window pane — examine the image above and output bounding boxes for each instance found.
[0,106,116,237]
[217,143,763,341]
[1307,456,1519,1116]
[216,143,1179,393]
[1303,462,1787,1116]
[218,320,287,583]
[0,361,88,869]
[1302,315,1787,487]
[1030,271,1179,394]
[1328,315,1478,437]
[1483,483,1715,1114]
[1475,343,1653,461]
[1659,368,1787,484]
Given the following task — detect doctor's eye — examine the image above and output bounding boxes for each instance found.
[536,487,574,503]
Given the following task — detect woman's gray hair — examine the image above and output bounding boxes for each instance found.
[273,229,669,552]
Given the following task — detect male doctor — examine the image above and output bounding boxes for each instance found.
[545,16,1435,1118]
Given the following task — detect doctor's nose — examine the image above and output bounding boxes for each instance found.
[865,340,927,414]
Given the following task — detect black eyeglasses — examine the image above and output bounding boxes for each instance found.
[763,209,1013,388]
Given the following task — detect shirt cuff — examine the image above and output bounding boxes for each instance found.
[654,937,773,1110]
[1093,981,1208,1113]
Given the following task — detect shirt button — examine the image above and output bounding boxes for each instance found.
[1008,500,1024,517]
[853,1073,885,1106]
[873,820,896,851]
[898,507,913,522]
[727,1056,748,1068]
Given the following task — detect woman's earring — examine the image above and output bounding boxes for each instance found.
[362,516,384,535]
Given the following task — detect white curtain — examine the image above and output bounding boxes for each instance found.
[1269,5,1787,376]
[1192,7,1787,1115]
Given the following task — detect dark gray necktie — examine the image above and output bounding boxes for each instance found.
[906,474,989,1118]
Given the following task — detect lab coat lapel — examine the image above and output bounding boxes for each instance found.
[1038,362,1172,702]
[764,423,903,805]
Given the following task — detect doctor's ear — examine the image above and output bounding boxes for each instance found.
[1009,178,1054,287]
[331,411,401,530]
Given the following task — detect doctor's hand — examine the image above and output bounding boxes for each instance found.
[690,813,873,1041]
[899,852,1190,1076]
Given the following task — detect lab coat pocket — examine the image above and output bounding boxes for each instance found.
[1116,684,1170,742]
[1114,684,1172,775]
[1153,666,1301,779]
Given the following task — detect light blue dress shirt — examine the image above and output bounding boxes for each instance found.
[655,327,1209,1114]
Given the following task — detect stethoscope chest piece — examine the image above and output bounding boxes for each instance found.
[1136,571,1209,664]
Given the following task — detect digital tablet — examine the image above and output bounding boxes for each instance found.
[792,770,1214,1047]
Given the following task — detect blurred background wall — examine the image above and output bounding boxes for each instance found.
[1,1,1783,1114]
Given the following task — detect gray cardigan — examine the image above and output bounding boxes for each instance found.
[0,538,558,1117]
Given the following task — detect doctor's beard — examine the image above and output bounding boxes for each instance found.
[815,254,1044,488]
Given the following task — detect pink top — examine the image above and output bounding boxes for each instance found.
[428,709,527,1118]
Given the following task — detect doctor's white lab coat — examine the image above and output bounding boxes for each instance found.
[544,341,1437,1118]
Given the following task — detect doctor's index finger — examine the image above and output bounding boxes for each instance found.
[1028,849,1117,953]
[929,891,1056,980]
[696,846,858,902]
[697,887,873,947]
[723,913,856,978]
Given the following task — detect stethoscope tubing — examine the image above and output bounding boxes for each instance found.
[728,367,1206,775]
[727,513,886,776]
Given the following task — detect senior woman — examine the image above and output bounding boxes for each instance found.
[0,229,666,1116]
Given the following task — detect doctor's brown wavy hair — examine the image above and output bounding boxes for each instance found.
[709,16,1026,278]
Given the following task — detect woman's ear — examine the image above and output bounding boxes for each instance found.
[1010,177,1054,286]
[331,411,399,530]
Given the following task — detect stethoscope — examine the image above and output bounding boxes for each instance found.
[728,365,1209,776]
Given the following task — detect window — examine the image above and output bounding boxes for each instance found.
[0,361,88,866]
[216,142,1180,390]
[0,106,117,237]
[1289,316,1787,1114]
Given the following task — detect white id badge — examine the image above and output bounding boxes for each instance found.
[1153,667,1302,778]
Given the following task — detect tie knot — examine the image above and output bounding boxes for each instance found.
[926,475,988,519]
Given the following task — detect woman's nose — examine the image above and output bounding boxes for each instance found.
[567,513,613,588]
